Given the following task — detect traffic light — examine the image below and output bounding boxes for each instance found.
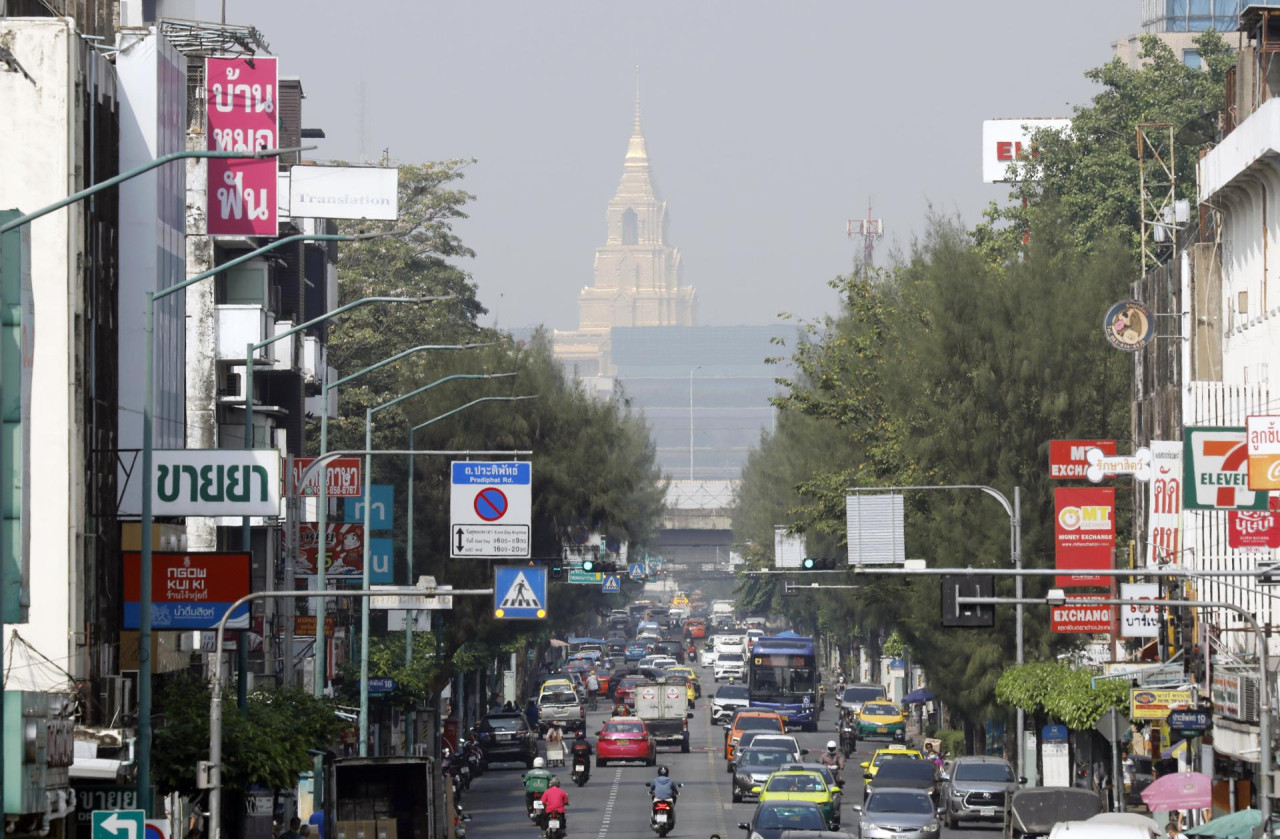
[581,558,619,573]
[550,560,564,581]
[800,557,837,570]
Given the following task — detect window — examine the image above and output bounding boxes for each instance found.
[622,208,638,245]
[1183,50,1203,69]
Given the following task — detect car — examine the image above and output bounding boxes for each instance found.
[701,646,721,667]
[732,747,797,803]
[667,665,702,697]
[540,677,575,695]
[653,641,686,663]
[754,770,842,829]
[615,674,646,709]
[855,701,907,739]
[861,748,923,779]
[714,652,748,681]
[650,656,679,671]
[536,688,585,736]
[683,618,707,639]
[852,787,942,839]
[714,634,747,655]
[940,756,1023,829]
[725,710,787,761]
[730,732,805,772]
[472,712,538,768]
[712,684,751,722]
[1003,788,1105,839]
[862,758,939,805]
[736,800,829,839]
[780,763,844,816]
[838,683,887,716]
[625,642,648,662]
[595,718,657,767]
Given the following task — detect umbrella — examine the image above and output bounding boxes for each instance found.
[901,688,934,704]
[1140,770,1213,812]
[1184,808,1263,839]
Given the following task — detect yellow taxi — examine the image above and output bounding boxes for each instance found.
[539,677,575,696]
[667,665,702,698]
[859,746,923,779]
[753,769,841,829]
[855,700,907,739]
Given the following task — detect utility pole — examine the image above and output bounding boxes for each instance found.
[846,199,884,271]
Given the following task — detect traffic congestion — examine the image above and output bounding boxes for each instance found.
[448,596,1037,839]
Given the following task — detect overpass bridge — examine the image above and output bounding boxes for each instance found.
[655,481,741,587]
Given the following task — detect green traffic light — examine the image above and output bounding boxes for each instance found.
[582,559,595,572]
[802,557,817,570]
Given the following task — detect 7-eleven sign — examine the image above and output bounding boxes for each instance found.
[1183,427,1270,510]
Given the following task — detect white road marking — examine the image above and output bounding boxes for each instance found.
[595,768,622,839]
[705,712,729,837]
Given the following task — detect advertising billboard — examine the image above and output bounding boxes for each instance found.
[1050,595,1113,633]
[1054,486,1115,587]
[1049,439,1116,480]
[1228,510,1280,550]
[206,56,279,237]
[1147,441,1183,566]
[289,457,363,498]
[981,117,1071,183]
[122,551,250,629]
[1246,414,1280,491]
[1118,582,1161,638]
[288,165,399,220]
[294,523,365,577]
[133,449,281,517]
[1130,688,1193,720]
[1183,427,1269,510]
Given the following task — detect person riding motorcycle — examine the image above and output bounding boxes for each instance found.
[523,757,553,812]
[820,741,846,784]
[571,731,593,781]
[646,766,679,828]
[539,777,569,831]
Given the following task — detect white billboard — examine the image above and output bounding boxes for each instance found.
[773,526,806,569]
[120,449,281,516]
[288,165,399,220]
[1119,582,1162,638]
[982,118,1071,183]
[846,494,905,565]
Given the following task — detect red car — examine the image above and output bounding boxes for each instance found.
[614,675,645,711]
[596,718,657,767]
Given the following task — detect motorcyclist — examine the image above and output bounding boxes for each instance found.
[646,766,679,827]
[539,778,569,831]
[523,757,553,813]
[571,731,593,780]
[820,740,845,784]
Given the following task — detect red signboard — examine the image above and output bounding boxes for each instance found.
[289,457,364,498]
[122,552,251,629]
[1049,440,1117,480]
[1050,594,1115,633]
[205,57,279,237]
[1228,510,1280,550]
[1054,486,1115,587]
[293,522,364,577]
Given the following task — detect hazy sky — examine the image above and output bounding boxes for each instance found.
[207,1,1140,332]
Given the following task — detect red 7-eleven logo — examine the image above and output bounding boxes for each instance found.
[1203,439,1250,507]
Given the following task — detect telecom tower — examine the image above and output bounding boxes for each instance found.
[846,200,884,270]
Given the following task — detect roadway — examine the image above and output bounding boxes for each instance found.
[460,664,999,839]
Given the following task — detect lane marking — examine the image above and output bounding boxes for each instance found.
[705,705,729,838]
[595,768,622,839]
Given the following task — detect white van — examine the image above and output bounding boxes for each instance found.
[714,634,746,655]
[1049,813,1160,839]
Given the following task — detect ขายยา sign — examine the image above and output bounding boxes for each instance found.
[150,449,280,516]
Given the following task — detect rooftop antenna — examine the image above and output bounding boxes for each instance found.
[846,199,884,271]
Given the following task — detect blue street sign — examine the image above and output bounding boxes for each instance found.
[601,574,621,593]
[628,562,645,579]
[369,537,394,584]
[494,565,547,619]
[1167,709,1210,733]
[367,677,397,694]
[1041,724,1069,742]
[92,811,145,839]
[345,484,394,530]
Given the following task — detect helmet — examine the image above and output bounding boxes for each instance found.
[827,741,838,751]
[550,778,561,787]
[657,766,669,777]
[533,757,545,769]
[575,729,586,739]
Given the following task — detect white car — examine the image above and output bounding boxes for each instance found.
[650,656,679,670]
[714,652,747,681]
[700,647,720,667]
[714,635,747,656]
[711,684,751,722]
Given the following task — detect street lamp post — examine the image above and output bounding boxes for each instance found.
[689,366,701,480]
[358,374,517,754]
[845,484,1023,781]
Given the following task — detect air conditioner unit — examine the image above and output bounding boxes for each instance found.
[218,366,248,401]
[99,672,138,728]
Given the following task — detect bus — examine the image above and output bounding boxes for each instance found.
[747,635,819,731]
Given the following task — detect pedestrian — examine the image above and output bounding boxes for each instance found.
[1165,821,1187,839]
[300,826,311,839]
[278,817,302,839]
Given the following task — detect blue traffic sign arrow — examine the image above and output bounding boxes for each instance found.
[601,574,621,593]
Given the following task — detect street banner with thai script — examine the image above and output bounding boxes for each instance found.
[289,457,363,498]
[1118,582,1161,637]
[1147,441,1183,566]
[1054,486,1115,587]
[206,56,278,236]
[148,449,280,516]
[1050,595,1114,633]
[1246,415,1280,491]
[1049,440,1116,480]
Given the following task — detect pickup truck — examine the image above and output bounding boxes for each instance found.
[632,681,691,753]
[536,689,585,736]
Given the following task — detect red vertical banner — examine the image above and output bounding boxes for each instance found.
[1054,486,1115,587]
[206,57,279,237]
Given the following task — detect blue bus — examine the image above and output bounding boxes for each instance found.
[748,635,819,731]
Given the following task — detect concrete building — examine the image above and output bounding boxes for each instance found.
[1112,0,1280,67]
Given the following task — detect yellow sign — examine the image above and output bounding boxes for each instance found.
[1246,415,1280,490]
[1130,688,1194,720]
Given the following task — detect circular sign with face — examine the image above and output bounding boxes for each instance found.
[1103,299,1154,351]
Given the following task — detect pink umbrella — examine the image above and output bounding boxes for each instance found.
[1141,771,1213,812]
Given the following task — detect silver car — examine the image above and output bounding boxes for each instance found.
[940,756,1022,829]
[853,787,941,839]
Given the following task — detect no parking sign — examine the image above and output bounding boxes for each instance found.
[450,461,531,558]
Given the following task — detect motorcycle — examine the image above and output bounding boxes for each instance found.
[571,754,590,787]
[648,783,683,837]
[838,713,858,758]
[543,808,566,839]
[528,798,545,822]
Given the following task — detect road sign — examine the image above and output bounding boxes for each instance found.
[1167,709,1210,736]
[629,562,645,579]
[369,537,394,584]
[567,568,602,585]
[369,585,453,610]
[344,484,394,529]
[601,574,621,593]
[494,565,547,619]
[450,462,532,557]
[1096,706,1128,743]
[368,677,397,694]
[93,811,146,839]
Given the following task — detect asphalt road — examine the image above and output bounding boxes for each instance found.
[462,665,1001,839]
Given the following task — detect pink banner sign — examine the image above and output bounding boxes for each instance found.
[206,57,278,236]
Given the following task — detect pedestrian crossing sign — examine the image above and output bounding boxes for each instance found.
[601,574,620,593]
[628,562,645,579]
[494,565,547,620]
